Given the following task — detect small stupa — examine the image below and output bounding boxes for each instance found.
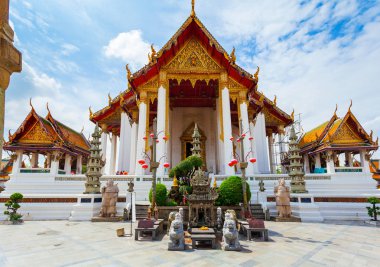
[289,125,308,193]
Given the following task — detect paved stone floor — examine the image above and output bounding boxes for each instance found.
[0,220,379,267]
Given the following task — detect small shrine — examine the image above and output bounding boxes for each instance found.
[187,124,218,227]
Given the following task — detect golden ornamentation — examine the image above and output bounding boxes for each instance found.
[149,92,158,104]
[148,44,157,63]
[254,66,260,81]
[164,38,221,72]
[89,106,93,118]
[108,93,112,106]
[173,175,179,187]
[370,130,373,141]
[331,122,362,144]
[139,91,148,104]
[334,104,338,116]
[19,121,53,144]
[258,91,265,103]
[126,64,132,80]
[273,95,277,106]
[348,99,352,112]
[263,107,284,127]
[191,0,195,17]
[229,47,236,64]
[139,77,159,92]
[291,109,295,121]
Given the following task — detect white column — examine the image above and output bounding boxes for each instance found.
[315,153,321,168]
[279,132,287,173]
[129,121,138,175]
[249,121,258,174]
[135,101,147,175]
[254,113,270,174]
[12,150,23,174]
[345,152,353,167]
[64,154,72,174]
[360,150,371,173]
[268,132,275,174]
[326,151,335,174]
[303,154,310,173]
[76,155,83,174]
[50,152,60,175]
[101,131,108,174]
[156,85,167,176]
[109,133,118,175]
[118,112,131,173]
[240,101,254,175]
[221,87,235,176]
[31,152,38,168]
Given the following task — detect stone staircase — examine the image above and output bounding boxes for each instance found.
[250,203,266,220]
[135,204,150,220]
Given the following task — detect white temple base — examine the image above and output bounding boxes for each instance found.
[69,194,102,221]
[290,194,324,222]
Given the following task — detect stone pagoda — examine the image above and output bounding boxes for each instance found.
[188,123,218,227]
[84,124,105,194]
[288,125,308,193]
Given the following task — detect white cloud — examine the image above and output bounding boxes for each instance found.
[23,62,62,95]
[104,30,151,70]
[61,43,79,56]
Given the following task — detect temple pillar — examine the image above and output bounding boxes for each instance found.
[315,153,321,169]
[118,111,131,173]
[345,152,353,167]
[0,87,4,161]
[303,154,310,174]
[249,120,258,173]
[129,111,138,175]
[109,132,118,175]
[221,76,235,176]
[326,151,335,174]
[278,126,286,173]
[156,82,167,176]
[12,150,23,174]
[64,154,72,174]
[135,92,148,175]
[253,112,270,174]
[31,152,38,168]
[50,152,60,175]
[239,93,254,175]
[267,130,275,174]
[76,155,83,174]
[100,124,108,174]
[360,150,371,173]
[45,153,51,169]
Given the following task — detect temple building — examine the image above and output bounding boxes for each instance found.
[3,104,90,175]
[298,104,378,174]
[91,7,293,176]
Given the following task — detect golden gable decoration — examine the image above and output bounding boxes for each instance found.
[19,122,53,144]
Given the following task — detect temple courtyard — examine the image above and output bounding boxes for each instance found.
[0,221,379,267]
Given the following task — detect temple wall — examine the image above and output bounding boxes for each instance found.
[170,107,217,173]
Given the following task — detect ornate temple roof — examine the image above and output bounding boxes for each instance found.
[4,106,90,156]
[299,106,378,154]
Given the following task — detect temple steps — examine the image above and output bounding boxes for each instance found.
[250,203,266,220]
[135,204,150,220]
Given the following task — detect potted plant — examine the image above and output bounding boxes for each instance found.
[3,192,24,224]
[366,197,380,222]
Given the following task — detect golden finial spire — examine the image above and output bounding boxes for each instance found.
[254,66,260,81]
[108,93,112,106]
[89,106,93,118]
[348,99,353,112]
[213,177,217,188]
[376,137,379,145]
[29,97,34,110]
[191,0,195,17]
[173,174,179,187]
[126,64,131,80]
[229,47,236,64]
[370,130,373,141]
[334,104,338,116]
[291,109,295,121]
[273,95,277,106]
[46,102,51,114]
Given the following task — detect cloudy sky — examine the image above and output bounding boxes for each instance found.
[4,0,380,157]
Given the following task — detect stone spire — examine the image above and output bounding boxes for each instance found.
[288,125,308,193]
[84,124,105,194]
[191,123,201,157]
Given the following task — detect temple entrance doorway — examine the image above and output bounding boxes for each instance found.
[180,122,207,166]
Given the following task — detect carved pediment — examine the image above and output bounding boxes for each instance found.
[19,122,53,144]
[164,38,222,72]
[331,122,363,144]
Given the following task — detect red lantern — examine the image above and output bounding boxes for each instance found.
[242,134,246,138]
[150,133,154,138]
[156,140,159,143]
[231,158,238,165]
[163,136,168,141]
[143,136,147,140]
[163,162,170,168]
[230,137,234,141]
[237,139,241,143]
[228,161,234,167]
[142,164,149,169]
[249,137,253,141]
[138,159,145,165]
[249,158,257,163]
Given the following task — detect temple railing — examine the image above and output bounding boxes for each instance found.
[20,168,50,174]
[334,167,363,173]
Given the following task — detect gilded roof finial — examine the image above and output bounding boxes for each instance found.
[254,66,260,81]
[126,64,131,80]
[89,106,93,118]
[46,102,51,115]
[150,44,156,61]
[376,137,378,145]
[81,126,84,133]
[191,0,195,17]
[108,93,112,106]
[348,99,353,112]
[273,95,277,106]
[119,92,125,106]
[8,129,12,140]
[370,130,373,141]
[29,97,34,110]
[291,109,295,121]
[334,104,338,116]
[229,47,236,64]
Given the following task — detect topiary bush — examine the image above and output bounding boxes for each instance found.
[169,156,203,179]
[4,192,24,224]
[149,183,167,206]
[367,197,380,221]
[216,176,251,206]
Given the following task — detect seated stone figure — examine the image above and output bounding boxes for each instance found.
[222,213,241,251]
[168,213,185,251]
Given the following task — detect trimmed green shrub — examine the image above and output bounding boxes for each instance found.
[4,192,24,223]
[169,155,203,178]
[216,176,251,206]
[149,184,168,206]
[367,197,380,221]
[166,199,178,206]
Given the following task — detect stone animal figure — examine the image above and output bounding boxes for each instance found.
[222,213,241,251]
[167,211,177,234]
[168,213,185,251]
[99,180,119,217]
[274,178,291,218]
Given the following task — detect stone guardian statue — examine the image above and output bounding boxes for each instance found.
[274,178,291,218]
[99,179,119,217]
[222,213,241,251]
[168,213,185,251]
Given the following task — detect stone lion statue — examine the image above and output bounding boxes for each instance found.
[222,212,241,251]
[167,211,177,235]
[168,213,185,251]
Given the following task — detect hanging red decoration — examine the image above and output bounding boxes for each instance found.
[249,137,253,141]
[163,136,168,141]
[163,162,170,168]
[150,133,154,138]
[249,158,257,163]
[142,164,149,169]
[138,159,145,165]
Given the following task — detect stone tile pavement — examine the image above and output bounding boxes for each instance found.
[0,220,379,266]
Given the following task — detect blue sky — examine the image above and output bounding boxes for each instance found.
[4,0,380,157]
